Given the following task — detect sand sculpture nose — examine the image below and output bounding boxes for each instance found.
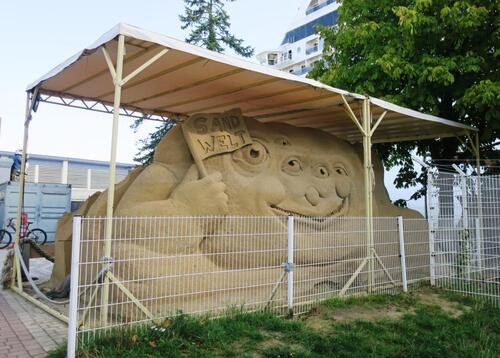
[305,187,321,207]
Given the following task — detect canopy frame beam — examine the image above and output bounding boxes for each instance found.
[121,48,169,86]
[37,92,176,122]
[12,88,39,291]
[341,94,365,135]
[338,97,390,293]
[99,34,171,325]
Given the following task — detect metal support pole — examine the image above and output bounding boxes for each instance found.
[474,132,483,274]
[427,172,436,286]
[458,172,469,229]
[461,174,471,280]
[454,166,471,280]
[12,91,37,290]
[474,132,481,177]
[397,217,408,292]
[67,216,82,358]
[362,98,374,292]
[287,215,294,318]
[101,34,125,325]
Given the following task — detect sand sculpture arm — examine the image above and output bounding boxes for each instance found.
[115,163,228,217]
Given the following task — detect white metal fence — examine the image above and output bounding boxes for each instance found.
[67,215,430,353]
[428,173,500,307]
[63,173,500,356]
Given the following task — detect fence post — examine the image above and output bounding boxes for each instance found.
[287,215,294,318]
[475,217,482,272]
[397,217,408,292]
[67,216,82,358]
[427,172,436,286]
[460,173,471,280]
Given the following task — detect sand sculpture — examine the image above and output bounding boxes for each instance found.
[48,110,427,320]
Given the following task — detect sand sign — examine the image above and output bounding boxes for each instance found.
[181,109,252,177]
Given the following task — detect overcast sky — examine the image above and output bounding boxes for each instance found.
[0,0,424,212]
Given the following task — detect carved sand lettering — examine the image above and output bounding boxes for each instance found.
[193,117,208,134]
[182,110,253,160]
[197,137,216,154]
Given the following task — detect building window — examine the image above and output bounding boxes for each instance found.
[288,50,293,60]
[267,53,278,65]
[281,11,338,45]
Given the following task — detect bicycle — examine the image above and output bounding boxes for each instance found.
[0,228,11,249]
[0,218,47,249]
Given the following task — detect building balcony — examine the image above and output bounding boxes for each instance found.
[306,45,319,55]
[294,66,312,76]
[306,0,336,15]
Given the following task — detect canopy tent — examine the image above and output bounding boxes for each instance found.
[28,23,473,144]
[14,23,479,322]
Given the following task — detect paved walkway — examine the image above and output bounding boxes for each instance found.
[0,250,67,357]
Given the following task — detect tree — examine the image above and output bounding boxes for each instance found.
[180,0,254,57]
[131,119,175,165]
[310,0,499,204]
[133,0,254,165]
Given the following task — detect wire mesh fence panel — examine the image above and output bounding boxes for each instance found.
[76,216,289,345]
[70,215,431,349]
[292,217,369,314]
[429,173,500,307]
[403,219,431,287]
[291,217,431,315]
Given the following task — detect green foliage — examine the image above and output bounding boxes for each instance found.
[179,0,254,57]
[132,119,175,165]
[310,0,499,200]
[321,292,417,309]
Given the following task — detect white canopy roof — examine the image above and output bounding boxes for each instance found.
[28,23,476,144]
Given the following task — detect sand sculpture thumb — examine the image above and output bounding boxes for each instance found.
[47,109,428,320]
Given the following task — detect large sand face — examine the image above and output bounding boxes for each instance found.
[50,115,427,320]
[199,120,368,269]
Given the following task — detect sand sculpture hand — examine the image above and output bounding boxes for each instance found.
[171,165,229,215]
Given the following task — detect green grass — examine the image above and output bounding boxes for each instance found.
[48,289,500,358]
[319,291,418,309]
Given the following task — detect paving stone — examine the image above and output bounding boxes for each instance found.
[0,251,67,357]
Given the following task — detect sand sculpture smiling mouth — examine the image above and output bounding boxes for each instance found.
[270,198,349,218]
[48,109,427,318]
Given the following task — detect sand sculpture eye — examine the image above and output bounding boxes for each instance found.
[283,158,302,175]
[334,165,348,176]
[314,165,329,178]
[232,141,268,166]
[274,137,289,146]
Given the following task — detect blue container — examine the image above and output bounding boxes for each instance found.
[0,181,71,243]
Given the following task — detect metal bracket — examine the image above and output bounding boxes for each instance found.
[100,256,114,266]
[282,262,294,273]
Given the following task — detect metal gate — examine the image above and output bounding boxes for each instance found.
[428,172,500,307]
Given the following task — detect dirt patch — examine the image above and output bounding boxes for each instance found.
[253,334,305,357]
[303,304,411,332]
[302,290,471,332]
[416,292,470,317]
[256,337,283,350]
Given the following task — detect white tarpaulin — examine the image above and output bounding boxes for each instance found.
[27,23,476,143]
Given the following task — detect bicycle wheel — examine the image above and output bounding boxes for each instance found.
[27,229,47,245]
[0,229,12,249]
